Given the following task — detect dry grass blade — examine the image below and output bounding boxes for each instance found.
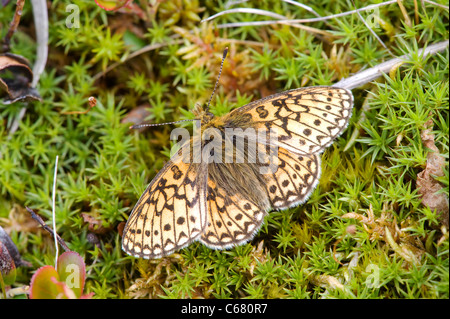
[210,0,398,27]
[282,0,322,18]
[201,8,288,23]
[30,0,48,88]
[423,0,449,10]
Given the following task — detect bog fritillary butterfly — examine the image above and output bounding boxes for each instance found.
[122,49,353,258]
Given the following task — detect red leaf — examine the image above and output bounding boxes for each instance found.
[29,266,64,299]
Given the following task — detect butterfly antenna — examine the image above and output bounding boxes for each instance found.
[205,47,228,114]
[129,119,195,130]
[131,48,228,130]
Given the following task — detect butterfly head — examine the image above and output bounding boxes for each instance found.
[193,101,215,125]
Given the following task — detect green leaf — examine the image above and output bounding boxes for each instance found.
[29,266,65,299]
[57,251,86,299]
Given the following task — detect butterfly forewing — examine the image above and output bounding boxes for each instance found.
[122,158,208,259]
[227,87,353,155]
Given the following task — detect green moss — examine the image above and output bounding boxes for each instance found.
[0,0,448,299]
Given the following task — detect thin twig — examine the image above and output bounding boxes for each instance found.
[26,207,70,252]
[1,0,25,52]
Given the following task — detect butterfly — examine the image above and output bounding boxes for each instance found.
[122,49,353,259]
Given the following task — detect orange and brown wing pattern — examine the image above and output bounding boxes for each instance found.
[122,159,208,259]
[199,178,268,249]
[226,86,353,155]
[265,147,321,210]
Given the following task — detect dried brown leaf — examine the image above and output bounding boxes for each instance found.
[0,225,31,268]
[121,104,152,132]
[342,204,426,263]
[81,212,113,235]
[0,53,41,103]
[416,119,449,228]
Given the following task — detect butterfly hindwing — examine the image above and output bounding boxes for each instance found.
[122,158,208,259]
[199,178,268,249]
[265,148,321,209]
[198,147,321,249]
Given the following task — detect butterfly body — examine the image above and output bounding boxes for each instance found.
[122,86,353,258]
